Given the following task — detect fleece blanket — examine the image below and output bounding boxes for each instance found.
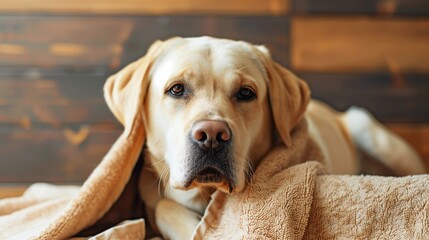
[195,152,429,239]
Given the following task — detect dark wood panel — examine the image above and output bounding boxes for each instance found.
[0,126,121,183]
[300,73,429,123]
[293,0,429,16]
[0,74,117,124]
[0,16,132,68]
[0,16,133,45]
[120,16,290,67]
[0,0,289,15]
[292,17,429,73]
[0,15,289,70]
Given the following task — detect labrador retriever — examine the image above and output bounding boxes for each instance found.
[104,36,425,239]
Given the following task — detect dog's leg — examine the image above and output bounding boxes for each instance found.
[340,106,426,175]
[155,198,201,240]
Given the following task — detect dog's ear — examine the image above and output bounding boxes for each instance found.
[103,40,163,135]
[256,46,311,147]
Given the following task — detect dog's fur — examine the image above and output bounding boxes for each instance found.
[104,36,426,239]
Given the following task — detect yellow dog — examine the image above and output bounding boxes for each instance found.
[104,36,425,239]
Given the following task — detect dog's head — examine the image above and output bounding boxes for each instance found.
[104,37,310,193]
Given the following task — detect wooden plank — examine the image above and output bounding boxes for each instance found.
[0,16,133,68]
[0,15,289,69]
[119,16,290,67]
[0,16,133,45]
[300,73,429,123]
[0,0,288,15]
[387,124,429,169]
[0,185,27,199]
[0,126,121,183]
[293,0,429,16]
[0,74,118,125]
[292,17,429,73]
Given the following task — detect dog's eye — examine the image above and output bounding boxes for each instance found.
[168,84,185,97]
[236,87,256,101]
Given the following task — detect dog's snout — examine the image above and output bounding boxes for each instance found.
[191,120,231,149]
[186,120,235,192]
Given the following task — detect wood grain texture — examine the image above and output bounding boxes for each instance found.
[119,16,290,67]
[301,73,429,123]
[292,17,429,73]
[292,0,429,16]
[0,0,288,15]
[0,16,133,68]
[0,74,117,125]
[0,15,289,70]
[0,126,121,183]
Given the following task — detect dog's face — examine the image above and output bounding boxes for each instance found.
[144,37,274,193]
[104,36,310,194]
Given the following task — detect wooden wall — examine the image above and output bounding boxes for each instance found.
[0,0,428,186]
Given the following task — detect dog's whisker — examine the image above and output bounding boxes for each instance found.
[164,180,170,196]
[158,165,169,197]
[197,188,209,205]
[162,170,172,196]
[145,175,161,189]
[167,182,172,196]
[244,155,255,185]
[157,167,164,196]
[160,166,172,197]
[163,181,170,196]
[150,158,166,166]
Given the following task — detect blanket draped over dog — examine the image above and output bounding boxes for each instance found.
[1,116,428,239]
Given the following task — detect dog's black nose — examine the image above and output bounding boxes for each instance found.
[191,120,231,150]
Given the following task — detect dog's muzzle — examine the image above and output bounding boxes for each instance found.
[183,120,236,193]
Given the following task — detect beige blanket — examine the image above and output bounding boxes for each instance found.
[195,152,429,239]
